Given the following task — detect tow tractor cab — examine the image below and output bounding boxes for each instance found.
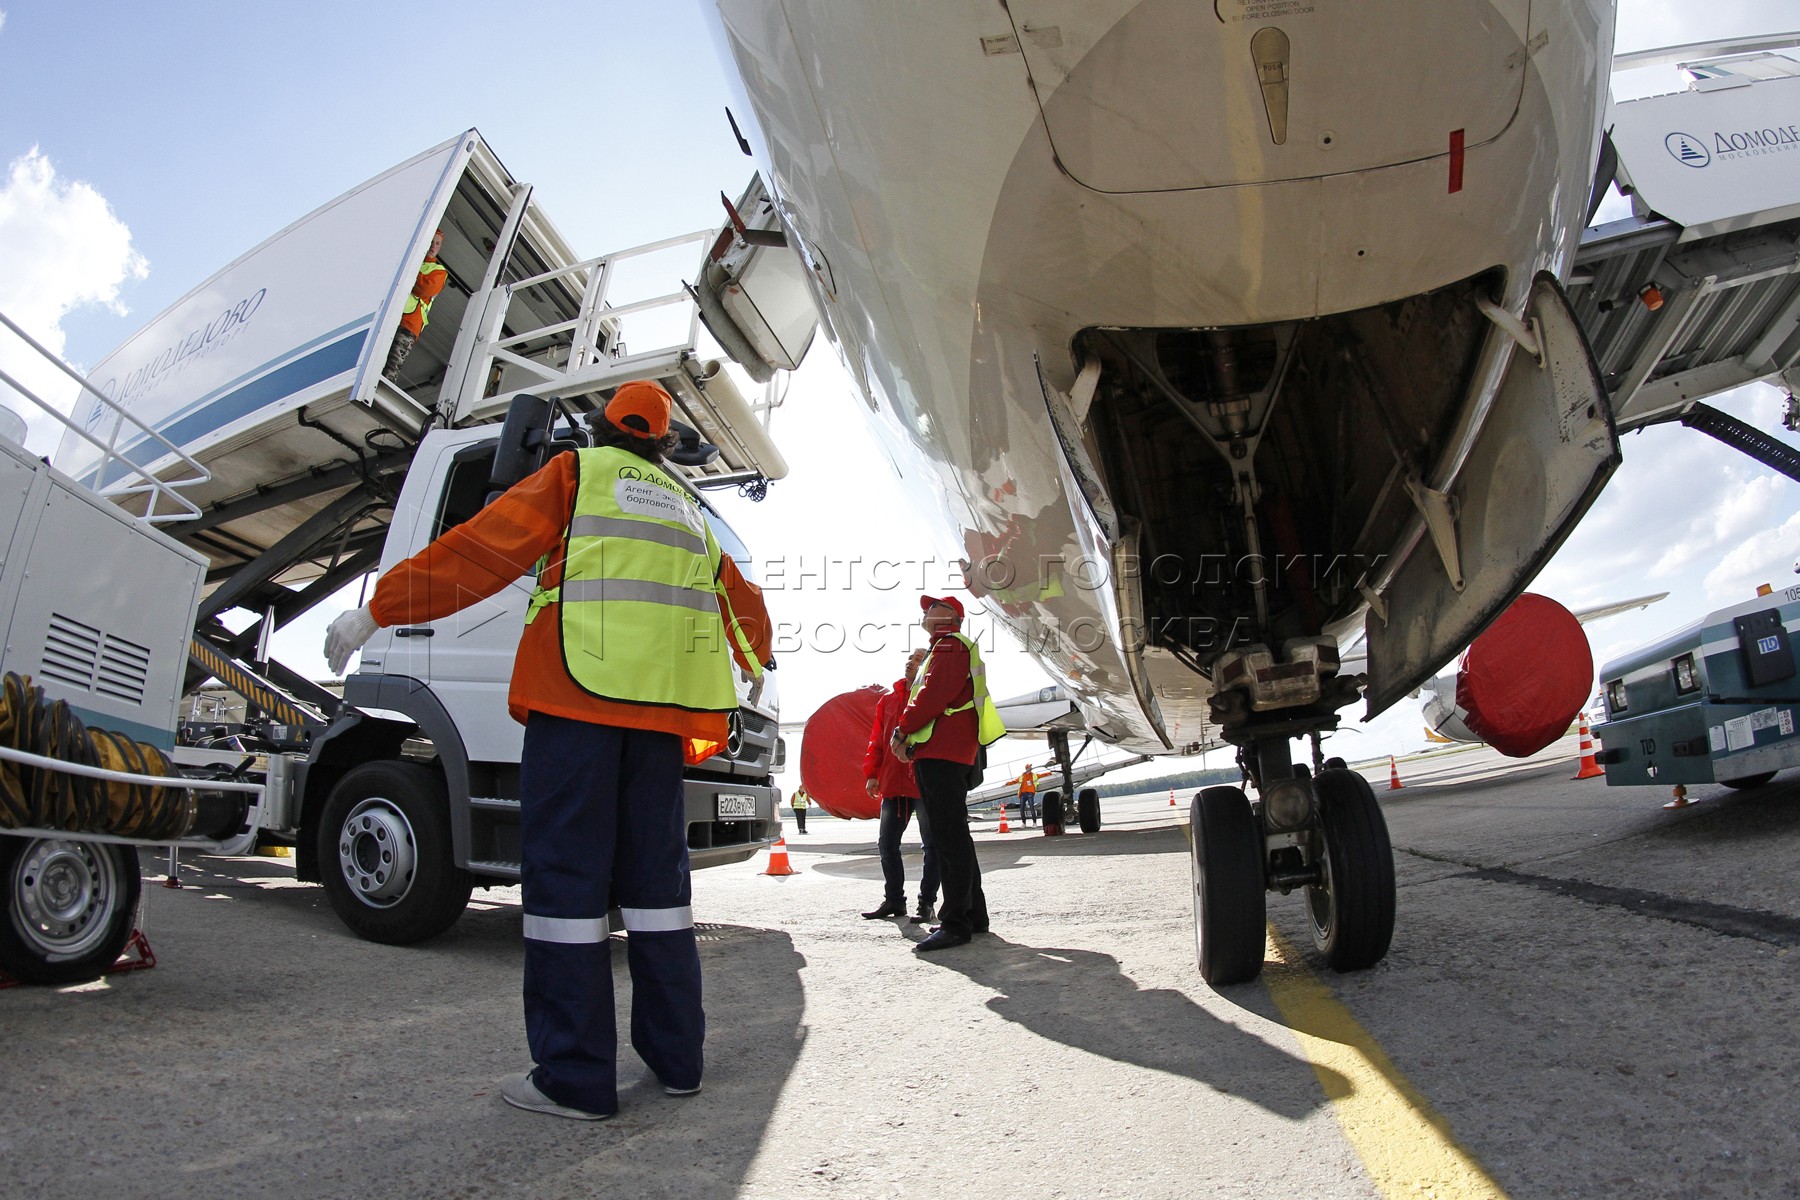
[1595,585,1800,793]
[7,129,816,963]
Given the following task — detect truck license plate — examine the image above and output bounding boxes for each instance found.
[716,793,756,819]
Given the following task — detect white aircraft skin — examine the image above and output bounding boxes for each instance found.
[706,1,1619,758]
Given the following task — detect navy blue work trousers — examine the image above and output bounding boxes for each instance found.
[518,712,703,1115]
[877,796,940,907]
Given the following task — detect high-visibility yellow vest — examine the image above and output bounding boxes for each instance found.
[525,446,752,712]
[904,632,1006,747]
[403,260,447,329]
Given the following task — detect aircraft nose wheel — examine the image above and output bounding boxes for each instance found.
[1304,768,1396,971]
[1189,786,1267,985]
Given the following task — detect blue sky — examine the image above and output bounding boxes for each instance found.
[2,1,1798,781]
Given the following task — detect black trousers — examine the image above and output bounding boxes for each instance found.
[790,804,807,833]
[913,758,987,937]
[877,797,940,906]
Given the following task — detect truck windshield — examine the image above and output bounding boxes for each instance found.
[706,507,756,583]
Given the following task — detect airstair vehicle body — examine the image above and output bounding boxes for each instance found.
[2,130,814,981]
[1573,35,1800,441]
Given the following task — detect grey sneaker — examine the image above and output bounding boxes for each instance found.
[664,1083,702,1096]
[500,1072,612,1121]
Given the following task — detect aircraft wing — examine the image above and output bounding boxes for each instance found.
[1569,593,1668,625]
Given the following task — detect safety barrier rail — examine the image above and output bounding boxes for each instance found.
[0,311,211,524]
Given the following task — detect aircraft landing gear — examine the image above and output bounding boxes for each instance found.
[1038,729,1101,835]
[1191,651,1397,985]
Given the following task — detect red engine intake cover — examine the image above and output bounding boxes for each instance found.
[799,686,885,820]
[1454,593,1593,758]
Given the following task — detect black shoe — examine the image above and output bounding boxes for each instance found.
[862,900,906,919]
[908,902,935,925]
[915,930,971,952]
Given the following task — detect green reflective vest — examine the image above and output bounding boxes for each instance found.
[403,260,446,329]
[526,446,748,712]
[905,632,1007,747]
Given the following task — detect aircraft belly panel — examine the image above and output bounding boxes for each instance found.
[1008,0,1530,194]
[1363,272,1618,715]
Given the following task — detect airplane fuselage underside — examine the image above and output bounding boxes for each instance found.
[711,0,1617,755]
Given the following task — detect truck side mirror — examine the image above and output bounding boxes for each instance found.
[486,393,555,502]
[667,418,722,468]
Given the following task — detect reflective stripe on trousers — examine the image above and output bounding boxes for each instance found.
[524,914,611,943]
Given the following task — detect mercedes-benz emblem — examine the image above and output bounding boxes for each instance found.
[726,712,744,757]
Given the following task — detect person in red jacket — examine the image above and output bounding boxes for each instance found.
[892,595,988,951]
[861,648,940,923]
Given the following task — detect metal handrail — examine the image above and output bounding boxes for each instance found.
[0,311,212,524]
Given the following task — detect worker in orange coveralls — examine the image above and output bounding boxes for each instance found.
[324,379,772,1121]
[383,228,448,381]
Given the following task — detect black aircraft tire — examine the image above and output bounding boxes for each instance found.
[1076,788,1101,833]
[1040,789,1065,834]
[318,761,473,945]
[1306,768,1396,972]
[1189,786,1266,986]
[0,837,141,986]
[1720,771,1777,790]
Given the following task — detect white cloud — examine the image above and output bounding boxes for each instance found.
[1703,509,1800,601]
[0,146,147,454]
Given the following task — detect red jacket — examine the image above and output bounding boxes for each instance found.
[863,679,920,800]
[896,630,978,765]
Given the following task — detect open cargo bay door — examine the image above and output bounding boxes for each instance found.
[1363,273,1620,715]
[693,175,818,383]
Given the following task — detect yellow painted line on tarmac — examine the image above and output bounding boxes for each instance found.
[1263,928,1508,1200]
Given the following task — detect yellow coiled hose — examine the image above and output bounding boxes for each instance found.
[0,671,190,839]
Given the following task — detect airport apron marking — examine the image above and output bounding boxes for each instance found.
[1463,867,1800,949]
[1264,928,1508,1199]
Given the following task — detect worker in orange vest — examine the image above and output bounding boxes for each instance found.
[383,228,448,382]
[1016,762,1039,826]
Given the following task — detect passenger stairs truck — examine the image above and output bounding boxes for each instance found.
[1,129,817,982]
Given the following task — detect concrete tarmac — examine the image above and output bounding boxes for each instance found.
[5,735,1799,1197]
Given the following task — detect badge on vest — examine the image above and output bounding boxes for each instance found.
[615,476,703,534]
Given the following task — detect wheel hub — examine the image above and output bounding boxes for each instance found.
[11,839,117,957]
[337,798,419,907]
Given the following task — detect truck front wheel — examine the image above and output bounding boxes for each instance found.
[317,762,472,945]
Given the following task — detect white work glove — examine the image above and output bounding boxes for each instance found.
[324,606,381,676]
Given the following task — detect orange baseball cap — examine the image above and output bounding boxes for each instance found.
[605,380,673,438]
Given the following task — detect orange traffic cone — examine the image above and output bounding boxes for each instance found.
[1571,712,1605,779]
[1169,787,1177,807]
[1388,755,1404,790]
[1663,784,1692,810]
[761,837,797,876]
[997,803,1010,833]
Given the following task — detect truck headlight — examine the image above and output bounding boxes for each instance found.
[1671,654,1698,694]
[1606,679,1628,713]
